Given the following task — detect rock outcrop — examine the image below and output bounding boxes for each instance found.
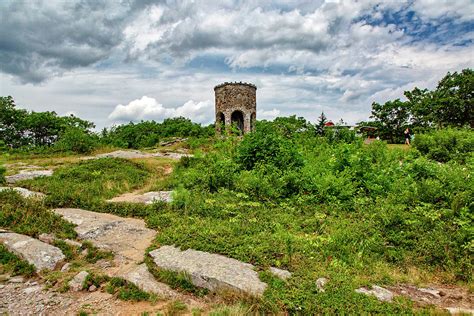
[0,187,45,198]
[0,232,65,271]
[149,245,267,297]
[5,170,53,184]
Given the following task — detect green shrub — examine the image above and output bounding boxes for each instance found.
[236,124,304,171]
[54,127,99,154]
[413,128,474,163]
[0,165,5,184]
[0,244,35,277]
[106,277,152,301]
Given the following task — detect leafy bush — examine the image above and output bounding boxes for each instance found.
[0,165,5,184]
[101,117,214,149]
[54,127,99,154]
[324,127,358,143]
[236,124,304,171]
[162,127,473,288]
[1,96,95,149]
[413,128,474,163]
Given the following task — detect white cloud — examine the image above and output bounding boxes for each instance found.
[258,109,281,120]
[1,0,472,130]
[108,96,213,124]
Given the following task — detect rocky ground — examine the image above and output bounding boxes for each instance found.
[0,278,178,315]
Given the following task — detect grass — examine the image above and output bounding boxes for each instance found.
[81,241,114,263]
[19,158,150,210]
[0,190,76,239]
[0,244,35,277]
[106,277,155,301]
[144,255,208,296]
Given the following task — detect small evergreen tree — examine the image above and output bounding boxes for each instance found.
[316,112,327,135]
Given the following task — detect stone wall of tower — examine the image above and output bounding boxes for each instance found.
[214,82,257,133]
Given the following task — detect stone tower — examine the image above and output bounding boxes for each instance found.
[214,82,257,134]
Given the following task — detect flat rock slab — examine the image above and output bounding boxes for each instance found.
[121,264,177,298]
[89,150,193,160]
[53,208,180,299]
[53,208,156,272]
[5,170,53,184]
[356,285,394,302]
[389,284,474,314]
[0,187,45,199]
[149,245,267,297]
[107,191,173,204]
[95,150,153,159]
[0,232,65,271]
[151,152,193,160]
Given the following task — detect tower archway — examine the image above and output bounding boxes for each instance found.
[231,110,244,133]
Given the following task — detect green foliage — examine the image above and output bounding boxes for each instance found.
[236,123,304,171]
[54,127,99,154]
[430,69,473,128]
[102,117,214,149]
[106,277,152,301]
[413,128,474,163]
[370,99,410,143]
[21,158,149,209]
[160,131,473,283]
[53,240,80,261]
[81,241,114,263]
[316,112,327,135]
[0,96,95,149]
[324,127,358,144]
[0,165,5,184]
[368,68,473,142]
[0,190,76,239]
[0,244,35,277]
[83,272,110,290]
[272,115,315,137]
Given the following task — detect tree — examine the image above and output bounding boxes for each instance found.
[404,69,473,128]
[404,87,434,128]
[370,99,410,143]
[433,69,473,128]
[0,96,95,149]
[316,112,327,136]
[272,115,314,137]
[0,96,28,148]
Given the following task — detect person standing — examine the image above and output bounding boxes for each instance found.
[404,128,411,145]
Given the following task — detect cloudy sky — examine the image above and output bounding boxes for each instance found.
[1,0,473,129]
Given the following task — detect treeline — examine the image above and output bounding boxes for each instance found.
[0,96,94,149]
[0,96,214,153]
[361,68,473,143]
